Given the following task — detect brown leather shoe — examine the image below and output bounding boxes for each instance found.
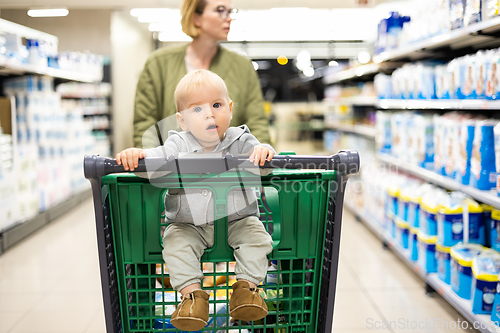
[170,290,209,331]
[229,281,268,321]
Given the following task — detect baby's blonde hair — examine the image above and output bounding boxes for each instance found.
[174,69,231,111]
[180,0,206,38]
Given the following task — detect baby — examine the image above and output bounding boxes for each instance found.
[116,69,274,331]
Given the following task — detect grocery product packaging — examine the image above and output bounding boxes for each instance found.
[437,243,452,284]
[492,209,500,251]
[435,65,451,99]
[464,0,482,26]
[408,183,434,229]
[494,123,500,196]
[395,217,410,249]
[409,228,419,261]
[471,250,500,314]
[434,115,446,175]
[483,204,494,248]
[470,120,499,190]
[456,119,477,185]
[376,111,392,154]
[437,192,485,247]
[482,0,500,20]
[451,0,466,29]
[417,232,438,273]
[420,188,447,236]
[484,49,500,99]
[450,243,485,299]
[413,114,435,169]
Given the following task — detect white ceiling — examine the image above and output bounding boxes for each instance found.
[0,0,392,10]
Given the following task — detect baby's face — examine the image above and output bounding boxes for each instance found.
[176,85,232,148]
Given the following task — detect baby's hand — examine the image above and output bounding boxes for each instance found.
[116,148,145,171]
[249,146,274,166]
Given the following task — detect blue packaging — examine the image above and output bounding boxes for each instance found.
[459,55,475,99]
[450,243,484,299]
[376,111,392,153]
[483,205,493,248]
[492,209,500,251]
[436,243,452,284]
[456,119,477,185]
[419,189,447,236]
[409,228,419,261]
[434,115,447,175]
[414,114,435,169]
[408,184,434,229]
[437,193,485,247]
[444,118,461,178]
[395,217,409,249]
[471,250,500,315]
[494,123,500,196]
[418,232,438,273]
[470,120,499,190]
[490,283,500,326]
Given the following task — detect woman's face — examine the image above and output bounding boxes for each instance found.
[194,0,233,41]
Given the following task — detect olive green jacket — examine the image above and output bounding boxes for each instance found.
[133,43,271,148]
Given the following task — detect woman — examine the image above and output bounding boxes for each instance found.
[133,0,271,148]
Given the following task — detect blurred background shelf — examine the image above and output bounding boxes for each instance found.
[378,99,500,110]
[377,153,500,209]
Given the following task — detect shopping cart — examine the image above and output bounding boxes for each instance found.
[84,150,359,333]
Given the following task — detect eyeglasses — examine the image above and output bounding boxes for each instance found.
[216,6,238,20]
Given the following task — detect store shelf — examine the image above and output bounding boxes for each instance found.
[325,122,376,139]
[345,202,500,333]
[377,153,500,209]
[427,274,500,333]
[0,188,91,253]
[332,96,379,107]
[378,99,500,110]
[373,16,500,63]
[0,59,102,83]
[324,62,403,85]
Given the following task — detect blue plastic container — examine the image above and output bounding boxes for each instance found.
[490,282,500,326]
[436,243,451,284]
[417,232,437,274]
[483,205,493,248]
[470,120,498,191]
[491,209,500,252]
[437,193,485,247]
[471,251,500,315]
[395,217,409,249]
[450,243,485,299]
[409,228,419,261]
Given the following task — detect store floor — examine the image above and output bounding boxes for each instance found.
[0,197,476,333]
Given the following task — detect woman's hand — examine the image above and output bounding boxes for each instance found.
[116,148,146,171]
[249,146,274,166]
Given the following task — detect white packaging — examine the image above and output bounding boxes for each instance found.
[434,115,446,174]
[475,51,487,98]
[465,0,482,26]
[482,0,500,20]
[414,114,435,169]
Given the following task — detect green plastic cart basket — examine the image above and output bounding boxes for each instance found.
[84,151,359,333]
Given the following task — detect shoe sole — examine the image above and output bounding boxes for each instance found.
[170,317,207,331]
[230,304,268,321]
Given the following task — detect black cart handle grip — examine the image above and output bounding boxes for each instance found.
[84,150,359,180]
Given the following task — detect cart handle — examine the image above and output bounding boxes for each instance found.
[84,150,359,180]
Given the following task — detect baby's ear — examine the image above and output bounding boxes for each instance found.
[176,112,189,131]
[229,100,233,119]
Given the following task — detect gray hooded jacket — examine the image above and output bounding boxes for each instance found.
[143,125,275,226]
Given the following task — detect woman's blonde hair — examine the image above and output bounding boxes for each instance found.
[175,69,231,111]
[181,0,207,38]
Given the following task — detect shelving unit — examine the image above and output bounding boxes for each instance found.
[344,201,500,333]
[373,16,500,63]
[0,58,102,83]
[0,21,108,255]
[323,63,402,85]
[377,153,500,209]
[325,122,376,139]
[378,99,500,110]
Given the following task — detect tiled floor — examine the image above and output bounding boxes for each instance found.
[0,197,476,333]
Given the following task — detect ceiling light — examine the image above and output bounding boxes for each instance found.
[357,51,371,64]
[329,60,339,66]
[303,67,315,77]
[27,8,69,17]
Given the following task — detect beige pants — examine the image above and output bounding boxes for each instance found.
[162,216,273,291]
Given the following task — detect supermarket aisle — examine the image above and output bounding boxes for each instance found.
[0,198,474,333]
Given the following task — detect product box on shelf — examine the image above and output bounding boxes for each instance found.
[492,209,500,251]
[456,119,479,185]
[437,243,452,284]
[409,228,419,261]
[16,143,39,222]
[437,192,485,247]
[417,231,438,273]
[0,168,18,232]
[420,189,447,236]
[395,217,410,249]
[470,120,499,190]
[482,0,500,20]
[483,204,494,247]
[471,250,500,314]
[413,114,435,169]
[450,243,485,299]
[464,0,483,26]
[494,123,500,196]
[376,111,392,153]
